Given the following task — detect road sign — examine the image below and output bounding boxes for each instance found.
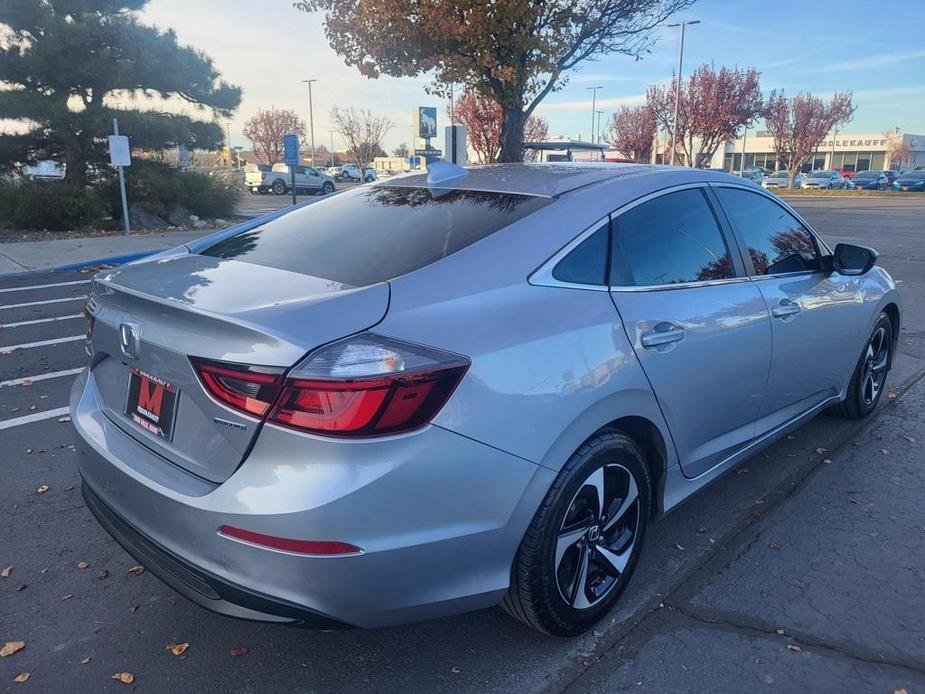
[283,133,300,167]
[108,135,131,167]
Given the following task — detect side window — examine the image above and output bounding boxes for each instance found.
[714,187,821,276]
[552,221,608,286]
[610,189,734,287]
[307,168,319,177]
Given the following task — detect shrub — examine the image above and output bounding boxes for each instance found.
[103,160,238,221]
[0,180,106,230]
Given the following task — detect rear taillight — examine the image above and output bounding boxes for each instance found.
[190,335,468,437]
[218,525,360,555]
[269,335,468,437]
[191,358,285,417]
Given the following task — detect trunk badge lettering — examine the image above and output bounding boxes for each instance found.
[119,323,140,360]
[213,417,247,431]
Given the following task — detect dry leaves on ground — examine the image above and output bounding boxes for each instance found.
[57,415,71,423]
[76,561,89,570]
[35,485,49,494]
[1,565,13,578]
[112,672,135,684]
[128,565,144,576]
[451,666,462,674]
[167,642,189,656]
[81,656,92,665]
[13,672,30,683]
[769,542,781,550]
[1,641,26,657]
[786,644,801,652]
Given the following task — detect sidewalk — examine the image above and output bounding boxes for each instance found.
[0,229,205,274]
[567,372,925,692]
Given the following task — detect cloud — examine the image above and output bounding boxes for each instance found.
[819,50,925,72]
[537,94,647,112]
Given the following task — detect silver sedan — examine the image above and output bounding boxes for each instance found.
[72,163,901,635]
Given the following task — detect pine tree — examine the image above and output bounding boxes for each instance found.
[0,0,241,185]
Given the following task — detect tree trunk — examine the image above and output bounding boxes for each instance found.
[63,132,87,187]
[498,107,526,163]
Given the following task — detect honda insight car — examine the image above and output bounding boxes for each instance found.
[72,163,901,636]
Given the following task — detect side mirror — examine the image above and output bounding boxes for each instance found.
[833,243,878,276]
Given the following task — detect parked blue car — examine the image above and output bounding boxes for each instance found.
[892,171,925,192]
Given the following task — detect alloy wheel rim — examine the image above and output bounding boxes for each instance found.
[555,463,641,610]
[861,326,889,406]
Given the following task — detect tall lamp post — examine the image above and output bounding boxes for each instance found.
[595,110,604,145]
[586,86,603,144]
[302,78,317,166]
[666,20,699,166]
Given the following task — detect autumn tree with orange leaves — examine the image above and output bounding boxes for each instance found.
[603,105,656,162]
[450,91,548,164]
[243,107,306,165]
[295,0,692,163]
[647,64,762,167]
[763,91,855,188]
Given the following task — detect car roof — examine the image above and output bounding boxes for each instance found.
[374,162,685,198]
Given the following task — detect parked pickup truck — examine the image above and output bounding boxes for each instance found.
[249,163,336,195]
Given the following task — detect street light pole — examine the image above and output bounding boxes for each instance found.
[330,130,335,167]
[595,110,604,145]
[586,86,603,144]
[303,79,317,166]
[667,20,699,166]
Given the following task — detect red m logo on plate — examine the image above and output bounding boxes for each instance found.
[138,378,164,416]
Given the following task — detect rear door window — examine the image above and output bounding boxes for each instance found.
[714,187,822,276]
[610,188,734,287]
[202,186,550,286]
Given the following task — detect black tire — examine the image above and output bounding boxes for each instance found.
[322,182,334,194]
[502,430,651,636]
[271,180,287,196]
[834,312,893,420]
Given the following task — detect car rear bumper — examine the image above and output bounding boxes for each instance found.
[71,368,553,628]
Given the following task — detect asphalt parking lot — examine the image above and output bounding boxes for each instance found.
[1,196,924,692]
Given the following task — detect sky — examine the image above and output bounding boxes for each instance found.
[140,0,925,154]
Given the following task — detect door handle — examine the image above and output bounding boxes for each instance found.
[771,299,801,319]
[640,324,685,349]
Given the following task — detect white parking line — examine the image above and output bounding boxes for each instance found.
[0,368,84,388]
[1,314,83,328]
[0,335,85,355]
[0,296,88,311]
[0,280,90,294]
[0,406,70,431]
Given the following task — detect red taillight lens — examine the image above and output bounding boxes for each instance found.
[191,358,285,417]
[268,365,466,436]
[218,525,360,555]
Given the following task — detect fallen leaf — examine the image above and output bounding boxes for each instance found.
[81,656,92,665]
[823,459,833,465]
[128,565,144,576]
[16,584,26,591]
[129,605,139,613]
[13,672,30,683]
[674,543,685,551]
[904,435,916,443]
[28,405,36,411]
[21,379,32,387]
[167,642,189,656]
[888,392,897,400]
[0,641,26,657]
[880,448,890,455]
[775,629,785,635]
[786,644,801,652]
[57,415,71,423]
[786,434,796,440]
[451,665,462,674]
[708,538,716,544]
[736,467,749,474]
[815,447,827,455]
[229,647,248,657]
[894,689,908,694]
[76,561,89,570]
[754,498,764,505]
[112,672,135,684]
[769,542,781,550]
[35,485,49,494]
[61,594,73,600]
[1,565,12,578]
[98,569,109,580]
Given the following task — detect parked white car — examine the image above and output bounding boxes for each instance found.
[337,165,377,182]
[762,171,806,189]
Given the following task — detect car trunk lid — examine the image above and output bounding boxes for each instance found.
[86,254,389,483]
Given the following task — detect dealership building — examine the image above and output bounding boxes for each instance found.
[709,130,925,173]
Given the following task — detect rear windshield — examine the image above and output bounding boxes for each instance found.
[202,186,550,286]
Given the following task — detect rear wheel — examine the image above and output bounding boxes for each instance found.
[502,430,650,636]
[271,180,287,195]
[835,312,892,419]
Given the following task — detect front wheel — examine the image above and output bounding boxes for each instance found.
[835,312,893,419]
[271,180,287,196]
[502,430,650,636]
[321,182,334,194]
